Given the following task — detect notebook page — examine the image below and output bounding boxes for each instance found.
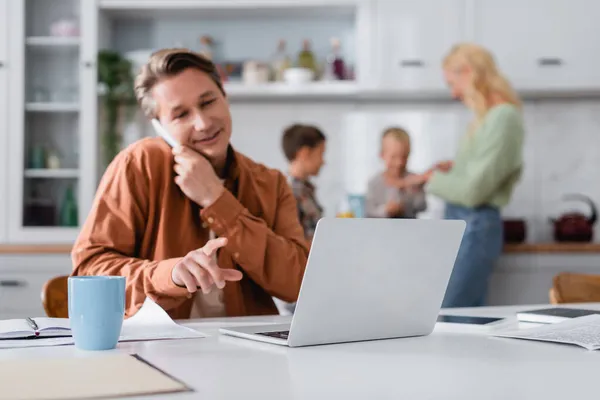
[0,319,32,338]
[33,318,70,331]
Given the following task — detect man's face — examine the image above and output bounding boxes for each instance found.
[152,68,232,162]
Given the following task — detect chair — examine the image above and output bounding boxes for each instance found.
[41,275,69,318]
[549,272,600,304]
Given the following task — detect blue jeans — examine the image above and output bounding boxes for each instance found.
[442,203,503,308]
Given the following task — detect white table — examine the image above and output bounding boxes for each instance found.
[2,304,600,399]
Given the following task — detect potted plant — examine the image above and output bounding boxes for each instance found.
[97,50,136,168]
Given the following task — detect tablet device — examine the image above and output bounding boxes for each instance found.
[516,307,600,324]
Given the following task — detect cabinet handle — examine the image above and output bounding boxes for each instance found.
[538,58,563,67]
[82,61,95,68]
[0,280,27,287]
[400,59,425,68]
[0,61,4,68]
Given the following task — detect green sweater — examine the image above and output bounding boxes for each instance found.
[427,104,524,209]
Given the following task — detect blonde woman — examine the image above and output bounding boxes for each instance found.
[422,43,525,308]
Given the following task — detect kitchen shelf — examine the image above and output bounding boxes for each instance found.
[224,81,360,99]
[24,169,79,179]
[99,0,356,18]
[0,244,73,254]
[25,103,80,112]
[25,36,80,47]
[504,243,600,254]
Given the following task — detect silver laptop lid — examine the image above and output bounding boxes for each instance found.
[288,218,465,347]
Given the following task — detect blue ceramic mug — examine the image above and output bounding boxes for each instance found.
[68,276,125,350]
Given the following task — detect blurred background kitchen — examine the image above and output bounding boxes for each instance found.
[1,0,600,319]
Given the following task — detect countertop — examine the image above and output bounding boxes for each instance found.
[503,242,600,253]
[0,245,73,254]
[2,243,600,254]
[2,303,600,399]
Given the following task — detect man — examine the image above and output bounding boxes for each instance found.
[71,48,309,319]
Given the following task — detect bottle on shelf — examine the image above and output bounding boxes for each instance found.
[324,37,346,80]
[198,35,227,81]
[270,39,291,82]
[296,39,317,74]
[29,145,46,169]
[198,35,215,60]
[60,185,78,227]
[46,150,61,169]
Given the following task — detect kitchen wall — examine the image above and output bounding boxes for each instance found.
[127,97,600,244]
[231,98,600,244]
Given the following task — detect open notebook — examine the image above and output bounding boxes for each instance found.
[0,318,70,339]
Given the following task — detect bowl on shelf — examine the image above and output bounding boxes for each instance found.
[283,68,314,85]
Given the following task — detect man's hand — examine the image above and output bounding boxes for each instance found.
[385,200,404,217]
[173,146,224,207]
[171,238,243,294]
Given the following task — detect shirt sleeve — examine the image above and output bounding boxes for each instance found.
[199,172,309,303]
[427,111,523,208]
[71,152,189,317]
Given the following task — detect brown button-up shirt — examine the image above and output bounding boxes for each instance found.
[71,138,309,319]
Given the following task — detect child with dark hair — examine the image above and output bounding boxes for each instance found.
[281,124,326,240]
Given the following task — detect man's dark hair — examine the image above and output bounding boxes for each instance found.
[281,124,326,162]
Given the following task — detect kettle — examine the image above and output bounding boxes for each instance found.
[549,194,598,242]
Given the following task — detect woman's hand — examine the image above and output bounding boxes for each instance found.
[435,160,454,172]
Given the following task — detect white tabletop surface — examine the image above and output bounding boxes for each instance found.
[2,303,600,399]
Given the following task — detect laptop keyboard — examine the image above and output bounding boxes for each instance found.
[257,330,289,340]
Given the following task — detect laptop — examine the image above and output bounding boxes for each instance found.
[219,217,465,347]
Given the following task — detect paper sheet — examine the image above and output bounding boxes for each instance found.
[0,298,204,349]
[0,353,190,400]
[494,314,600,350]
[119,297,205,341]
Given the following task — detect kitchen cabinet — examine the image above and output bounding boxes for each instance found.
[6,0,98,243]
[473,0,600,92]
[373,0,466,92]
[0,253,71,319]
[489,252,600,306]
[0,0,8,243]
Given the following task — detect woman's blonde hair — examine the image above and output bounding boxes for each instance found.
[443,43,521,126]
[381,127,410,151]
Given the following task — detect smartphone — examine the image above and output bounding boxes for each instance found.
[151,118,179,148]
[436,315,507,330]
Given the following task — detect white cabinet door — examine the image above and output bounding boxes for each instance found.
[374,0,466,91]
[7,0,95,243]
[0,0,8,242]
[473,0,600,91]
[79,0,98,225]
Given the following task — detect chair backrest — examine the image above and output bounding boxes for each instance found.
[550,272,600,304]
[41,275,69,318]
